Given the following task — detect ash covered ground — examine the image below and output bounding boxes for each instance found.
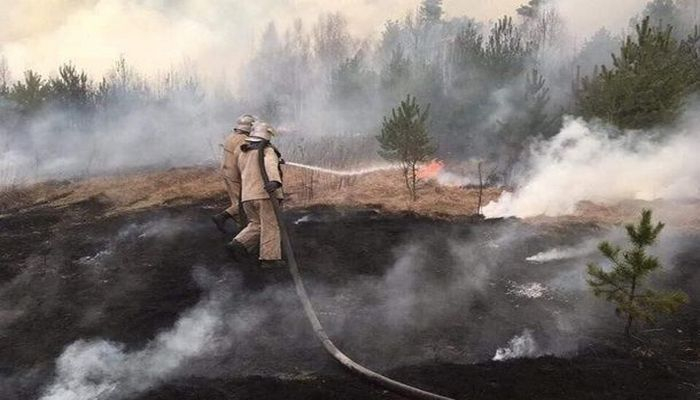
[0,196,698,400]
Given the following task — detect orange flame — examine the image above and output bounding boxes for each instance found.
[417,159,444,179]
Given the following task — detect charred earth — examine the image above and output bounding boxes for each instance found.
[0,196,698,400]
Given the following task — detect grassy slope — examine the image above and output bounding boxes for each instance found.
[2,165,699,230]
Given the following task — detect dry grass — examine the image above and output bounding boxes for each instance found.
[283,166,501,217]
[527,199,700,231]
[3,165,700,230]
[0,165,497,218]
[0,167,221,215]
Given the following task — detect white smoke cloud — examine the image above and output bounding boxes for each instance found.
[39,269,265,400]
[2,1,220,81]
[436,170,476,187]
[525,236,608,263]
[526,246,592,263]
[0,0,647,81]
[484,117,700,218]
[0,0,654,187]
[0,0,425,80]
[492,329,539,361]
[556,0,644,37]
[0,91,227,186]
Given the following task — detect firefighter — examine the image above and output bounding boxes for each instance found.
[226,122,285,269]
[212,114,256,233]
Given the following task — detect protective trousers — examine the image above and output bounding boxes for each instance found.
[223,177,245,224]
[223,178,240,216]
[234,199,282,261]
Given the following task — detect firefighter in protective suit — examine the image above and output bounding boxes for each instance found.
[212,114,256,233]
[226,122,285,269]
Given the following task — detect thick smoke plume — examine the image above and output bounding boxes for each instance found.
[484,116,700,218]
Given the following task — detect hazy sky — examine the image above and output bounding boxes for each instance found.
[0,0,647,83]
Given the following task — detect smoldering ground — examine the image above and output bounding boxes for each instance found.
[1,199,698,400]
[1,1,699,399]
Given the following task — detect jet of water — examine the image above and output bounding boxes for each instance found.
[284,161,397,177]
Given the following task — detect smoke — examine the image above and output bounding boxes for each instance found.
[0,0,658,186]
[3,207,697,398]
[0,0,533,80]
[556,0,644,37]
[525,236,609,263]
[0,86,235,186]
[492,329,539,361]
[2,215,315,399]
[0,0,646,79]
[331,220,614,363]
[526,246,592,263]
[39,268,265,400]
[484,116,700,218]
[436,170,476,187]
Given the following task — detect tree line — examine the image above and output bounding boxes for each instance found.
[2,0,700,180]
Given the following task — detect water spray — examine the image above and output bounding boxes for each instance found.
[284,161,397,177]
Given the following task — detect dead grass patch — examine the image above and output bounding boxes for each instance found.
[4,165,699,230]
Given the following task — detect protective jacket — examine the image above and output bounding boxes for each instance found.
[221,131,249,215]
[238,143,283,202]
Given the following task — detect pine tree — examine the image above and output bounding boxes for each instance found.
[9,70,49,116]
[587,209,688,338]
[331,51,372,104]
[377,20,403,65]
[523,69,552,135]
[48,63,92,111]
[483,16,532,81]
[380,46,412,100]
[330,50,376,124]
[577,16,700,129]
[377,95,435,201]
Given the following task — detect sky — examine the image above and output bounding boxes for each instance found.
[0,0,648,84]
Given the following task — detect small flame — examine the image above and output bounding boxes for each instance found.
[417,159,444,179]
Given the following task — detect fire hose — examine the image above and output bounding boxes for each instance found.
[258,147,455,400]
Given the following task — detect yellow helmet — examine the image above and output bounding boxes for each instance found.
[234,114,256,133]
[246,122,277,142]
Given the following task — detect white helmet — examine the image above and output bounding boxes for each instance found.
[234,114,256,133]
[246,122,276,142]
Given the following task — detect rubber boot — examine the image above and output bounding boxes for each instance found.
[260,259,287,270]
[260,261,290,286]
[211,212,231,233]
[225,240,250,261]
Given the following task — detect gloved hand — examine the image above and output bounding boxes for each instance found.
[264,181,282,193]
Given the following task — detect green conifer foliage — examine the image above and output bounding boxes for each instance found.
[587,209,689,337]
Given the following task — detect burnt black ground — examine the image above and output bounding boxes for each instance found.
[0,197,698,400]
